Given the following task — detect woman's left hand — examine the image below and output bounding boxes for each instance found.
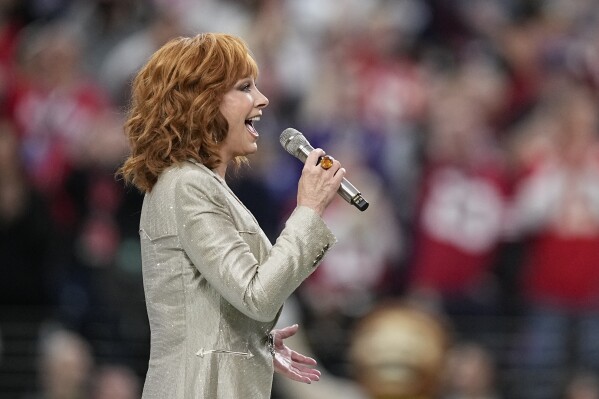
[271,324,321,384]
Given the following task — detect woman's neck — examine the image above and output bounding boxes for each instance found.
[213,162,228,179]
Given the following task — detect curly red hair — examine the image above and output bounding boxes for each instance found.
[118,33,258,192]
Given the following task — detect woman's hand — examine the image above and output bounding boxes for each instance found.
[272,324,321,384]
[297,149,346,216]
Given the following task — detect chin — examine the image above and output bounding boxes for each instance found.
[245,144,258,154]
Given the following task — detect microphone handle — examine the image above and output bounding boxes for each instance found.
[296,144,369,211]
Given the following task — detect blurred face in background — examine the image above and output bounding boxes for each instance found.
[39,331,93,399]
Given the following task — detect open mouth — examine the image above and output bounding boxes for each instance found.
[245,116,260,138]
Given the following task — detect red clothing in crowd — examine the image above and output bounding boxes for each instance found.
[524,234,599,308]
[516,151,599,310]
[409,161,509,297]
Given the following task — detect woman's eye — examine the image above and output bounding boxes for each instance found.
[240,83,251,92]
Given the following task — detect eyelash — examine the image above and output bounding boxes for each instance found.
[240,83,251,92]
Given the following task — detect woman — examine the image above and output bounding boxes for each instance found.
[118,33,346,398]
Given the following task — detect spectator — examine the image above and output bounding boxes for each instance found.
[28,328,94,399]
[405,71,510,343]
[508,82,599,399]
[91,364,141,399]
[441,342,500,399]
[0,120,56,307]
[98,7,185,107]
[6,20,113,229]
[563,372,599,399]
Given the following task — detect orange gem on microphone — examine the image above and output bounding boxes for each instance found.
[319,155,334,170]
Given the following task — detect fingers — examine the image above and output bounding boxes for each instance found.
[306,149,345,178]
[288,349,317,365]
[305,148,325,168]
[295,363,321,381]
[297,149,347,215]
[275,324,299,338]
[292,366,321,382]
[321,155,345,180]
[332,165,346,182]
[274,357,321,384]
[305,149,341,172]
[284,368,319,384]
[271,324,321,385]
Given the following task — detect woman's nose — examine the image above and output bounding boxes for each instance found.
[256,89,269,108]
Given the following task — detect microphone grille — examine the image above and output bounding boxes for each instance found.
[279,128,307,157]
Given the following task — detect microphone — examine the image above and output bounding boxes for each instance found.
[280,128,369,212]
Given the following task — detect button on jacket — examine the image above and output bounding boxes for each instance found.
[139,160,336,399]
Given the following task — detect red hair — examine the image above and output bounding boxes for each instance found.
[118,33,258,192]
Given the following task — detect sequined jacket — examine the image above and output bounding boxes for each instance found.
[139,160,336,399]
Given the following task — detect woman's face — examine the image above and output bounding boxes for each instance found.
[218,77,269,162]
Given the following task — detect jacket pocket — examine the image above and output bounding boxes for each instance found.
[195,348,254,359]
[139,228,178,243]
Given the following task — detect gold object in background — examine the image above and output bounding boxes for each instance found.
[349,303,450,399]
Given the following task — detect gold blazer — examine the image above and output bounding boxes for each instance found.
[139,160,335,399]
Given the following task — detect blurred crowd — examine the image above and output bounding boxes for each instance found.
[1,0,599,398]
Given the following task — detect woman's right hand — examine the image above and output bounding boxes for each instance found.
[296,148,346,216]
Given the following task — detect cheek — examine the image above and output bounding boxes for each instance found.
[219,102,232,122]
[220,99,243,122]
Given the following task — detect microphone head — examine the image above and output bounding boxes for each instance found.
[280,128,309,158]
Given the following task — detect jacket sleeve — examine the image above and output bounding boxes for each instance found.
[174,168,336,322]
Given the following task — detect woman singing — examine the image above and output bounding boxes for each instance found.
[118,33,345,398]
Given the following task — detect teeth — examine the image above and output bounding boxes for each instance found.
[247,116,260,122]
